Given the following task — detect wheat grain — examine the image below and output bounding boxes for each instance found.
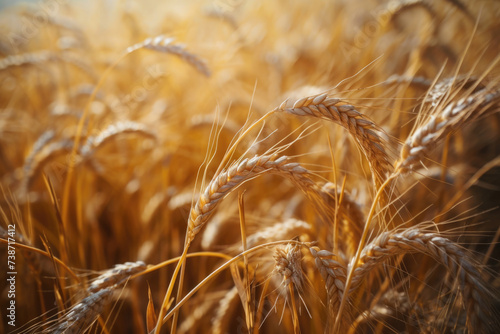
[425,75,482,107]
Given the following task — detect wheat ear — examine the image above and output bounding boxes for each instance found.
[309,247,346,312]
[0,51,58,71]
[274,243,304,332]
[20,139,74,194]
[45,287,113,334]
[126,35,211,77]
[396,88,500,172]
[275,94,390,187]
[81,121,157,157]
[87,261,146,294]
[187,155,316,244]
[349,228,495,332]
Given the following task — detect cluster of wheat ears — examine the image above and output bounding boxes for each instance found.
[1,0,500,333]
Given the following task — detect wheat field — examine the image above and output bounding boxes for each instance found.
[1,0,500,333]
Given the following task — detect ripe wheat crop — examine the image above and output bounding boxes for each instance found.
[0,0,499,333]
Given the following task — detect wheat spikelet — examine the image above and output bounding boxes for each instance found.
[386,0,436,22]
[396,88,500,172]
[20,8,85,38]
[275,94,391,187]
[125,35,211,77]
[351,289,412,331]
[349,228,496,331]
[274,243,304,292]
[309,247,346,312]
[56,52,98,79]
[187,154,317,244]
[24,131,56,168]
[87,261,146,294]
